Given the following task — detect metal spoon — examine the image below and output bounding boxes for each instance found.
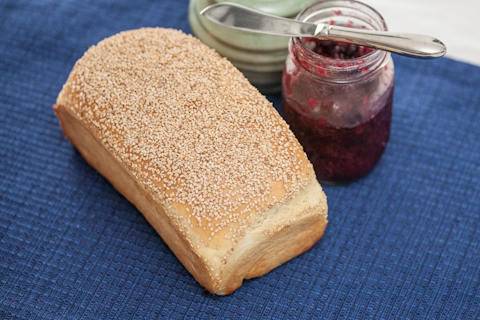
[200,2,446,59]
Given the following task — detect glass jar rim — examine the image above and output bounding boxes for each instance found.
[291,0,389,78]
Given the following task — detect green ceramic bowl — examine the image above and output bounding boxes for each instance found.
[214,0,318,18]
[189,0,317,93]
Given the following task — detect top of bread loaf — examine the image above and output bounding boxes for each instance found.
[58,27,314,253]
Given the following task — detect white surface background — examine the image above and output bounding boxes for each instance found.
[361,0,480,66]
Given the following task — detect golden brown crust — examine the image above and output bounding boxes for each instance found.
[55,28,328,294]
[54,104,215,291]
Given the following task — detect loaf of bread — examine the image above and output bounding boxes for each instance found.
[54,28,328,295]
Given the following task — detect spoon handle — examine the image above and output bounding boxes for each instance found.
[320,25,446,59]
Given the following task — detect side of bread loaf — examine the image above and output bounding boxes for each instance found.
[55,28,327,295]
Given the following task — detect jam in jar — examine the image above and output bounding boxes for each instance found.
[282,0,395,183]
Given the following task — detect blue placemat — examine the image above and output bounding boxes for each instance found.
[1,0,479,319]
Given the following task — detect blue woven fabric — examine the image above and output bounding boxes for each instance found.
[1,0,479,318]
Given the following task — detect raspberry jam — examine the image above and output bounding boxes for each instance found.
[282,0,395,183]
[283,89,393,182]
[304,38,375,60]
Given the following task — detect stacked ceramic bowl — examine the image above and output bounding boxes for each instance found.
[189,0,318,94]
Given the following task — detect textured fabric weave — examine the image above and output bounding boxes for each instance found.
[1,0,479,318]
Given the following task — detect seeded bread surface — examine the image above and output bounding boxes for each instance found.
[55,28,328,294]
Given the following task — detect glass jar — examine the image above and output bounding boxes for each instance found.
[282,0,395,183]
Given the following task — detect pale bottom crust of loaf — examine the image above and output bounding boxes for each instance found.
[54,104,328,295]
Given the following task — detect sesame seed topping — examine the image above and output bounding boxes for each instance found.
[62,28,310,246]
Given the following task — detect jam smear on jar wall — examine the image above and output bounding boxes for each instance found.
[281,0,395,183]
